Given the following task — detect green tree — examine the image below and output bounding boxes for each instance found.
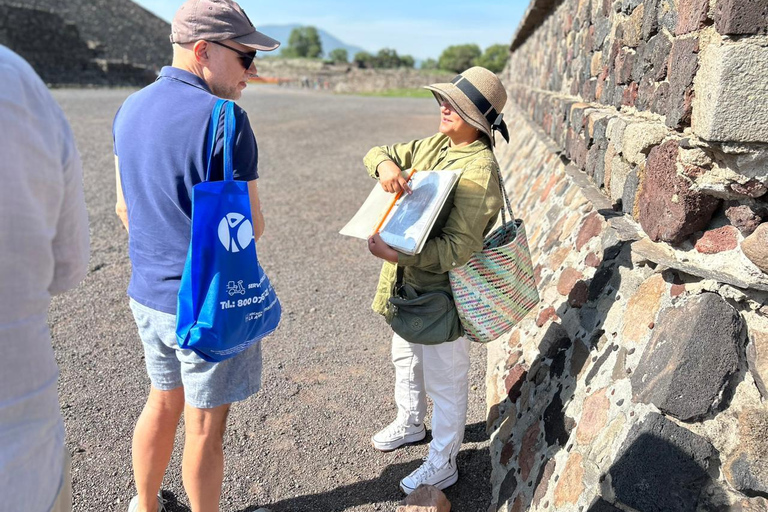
[475,44,509,73]
[399,55,415,69]
[283,26,323,58]
[420,58,438,70]
[375,48,402,68]
[328,48,349,64]
[438,44,482,73]
[353,51,375,68]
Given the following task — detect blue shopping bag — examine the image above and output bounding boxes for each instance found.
[176,99,281,362]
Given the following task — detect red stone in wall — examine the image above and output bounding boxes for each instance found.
[693,225,739,254]
[715,0,768,35]
[637,140,721,244]
[676,0,711,35]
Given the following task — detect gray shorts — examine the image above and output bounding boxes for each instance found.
[129,298,262,409]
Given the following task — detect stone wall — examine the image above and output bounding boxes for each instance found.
[487,0,768,510]
[255,58,454,93]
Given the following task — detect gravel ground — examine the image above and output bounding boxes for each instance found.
[49,86,492,512]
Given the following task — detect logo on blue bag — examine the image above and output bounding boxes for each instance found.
[217,213,253,253]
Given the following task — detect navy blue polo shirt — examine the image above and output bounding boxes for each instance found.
[113,66,259,314]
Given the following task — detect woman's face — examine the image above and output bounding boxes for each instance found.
[437,98,478,145]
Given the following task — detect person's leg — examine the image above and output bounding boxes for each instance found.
[182,403,231,512]
[391,333,427,425]
[128,299,185,511]
[423,336,471,464]
[400,336,471,493]
[372,333,429,451]
[132,386,184,512]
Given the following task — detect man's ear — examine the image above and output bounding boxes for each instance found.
[192,40,210,64]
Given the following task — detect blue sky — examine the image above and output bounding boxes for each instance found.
[133,0,528,60]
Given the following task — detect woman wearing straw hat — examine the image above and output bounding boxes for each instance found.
[363,66,509,494]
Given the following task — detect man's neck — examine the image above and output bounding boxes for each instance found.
[171,59,208,85]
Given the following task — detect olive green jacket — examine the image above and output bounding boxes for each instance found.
[363,132,503,318]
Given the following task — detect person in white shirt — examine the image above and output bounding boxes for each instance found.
[0,45,90,512]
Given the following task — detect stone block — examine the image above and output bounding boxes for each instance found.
[558,268,585,296]
[693,42,768,142]
[632,32,672,83]
[676,0,711,34]
[614,48,636,84]
[623,4,645,47]
[693,225,739,253]
[666,37,700,128]
[621,81,639,107]
[638,140,721,243]
[568,280,590,308]
[554,452,584,507]
[535,306,558,327]
[746,327,768,398]
[742,222,768,272]
[519,422,541,482]
[631,292,743,421]
[576,388,610,444]
[606,117,628,154]
[621,273,666,343]
[608,412,716,512]
[532,459,557,506]
[609,156,632,204]
[724,408,768,496]
[497,467,518,506]
[715,0,768,35]
[576,212,605,250]
[622,122,667,165]
[622,167,641,216]
[641,0,662,39]
[505,364,528,403]
[397,484,451,512]
[587,499,624,511]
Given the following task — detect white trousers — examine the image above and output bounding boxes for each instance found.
[391,332,471,465]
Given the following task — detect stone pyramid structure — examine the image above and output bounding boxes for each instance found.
[0,0,171,85]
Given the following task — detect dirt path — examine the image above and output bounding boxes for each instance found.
[50,86,492,512]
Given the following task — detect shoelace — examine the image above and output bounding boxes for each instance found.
[411,456,440,481]
[381,421,407,438]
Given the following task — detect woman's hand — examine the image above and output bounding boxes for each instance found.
[368,233,399,262]
[377,160,412,195]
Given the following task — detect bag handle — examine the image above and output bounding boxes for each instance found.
[205,99,236,182]
[495,167,516,231]
[223,101,235,182]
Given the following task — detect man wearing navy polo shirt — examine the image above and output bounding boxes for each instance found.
[112,1,279,510]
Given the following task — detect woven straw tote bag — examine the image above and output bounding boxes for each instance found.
[449,168,539,343]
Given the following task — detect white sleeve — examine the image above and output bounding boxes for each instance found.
[49,114,90,296]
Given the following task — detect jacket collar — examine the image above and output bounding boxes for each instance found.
[438,134,491,157]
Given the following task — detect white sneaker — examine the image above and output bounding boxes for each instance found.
[371,420,426,451]
[400,453,459,494]
[127,494,167,512]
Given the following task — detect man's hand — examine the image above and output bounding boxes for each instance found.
[368,233,399,263]
[377,160,412,195]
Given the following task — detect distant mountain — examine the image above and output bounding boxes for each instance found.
[257,24,366,60]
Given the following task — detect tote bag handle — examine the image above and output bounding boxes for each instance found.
[495,167,516,231]
[204,99,236,182]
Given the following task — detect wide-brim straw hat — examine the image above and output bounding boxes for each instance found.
[424,66,509,145]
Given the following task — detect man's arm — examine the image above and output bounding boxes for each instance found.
[50,122,90,295]
[115,155,129,232]
[248,179,264,242]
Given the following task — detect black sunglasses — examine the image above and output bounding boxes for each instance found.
[210,41,256,70]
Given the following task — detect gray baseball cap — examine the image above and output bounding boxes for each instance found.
[170,0,280,51]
